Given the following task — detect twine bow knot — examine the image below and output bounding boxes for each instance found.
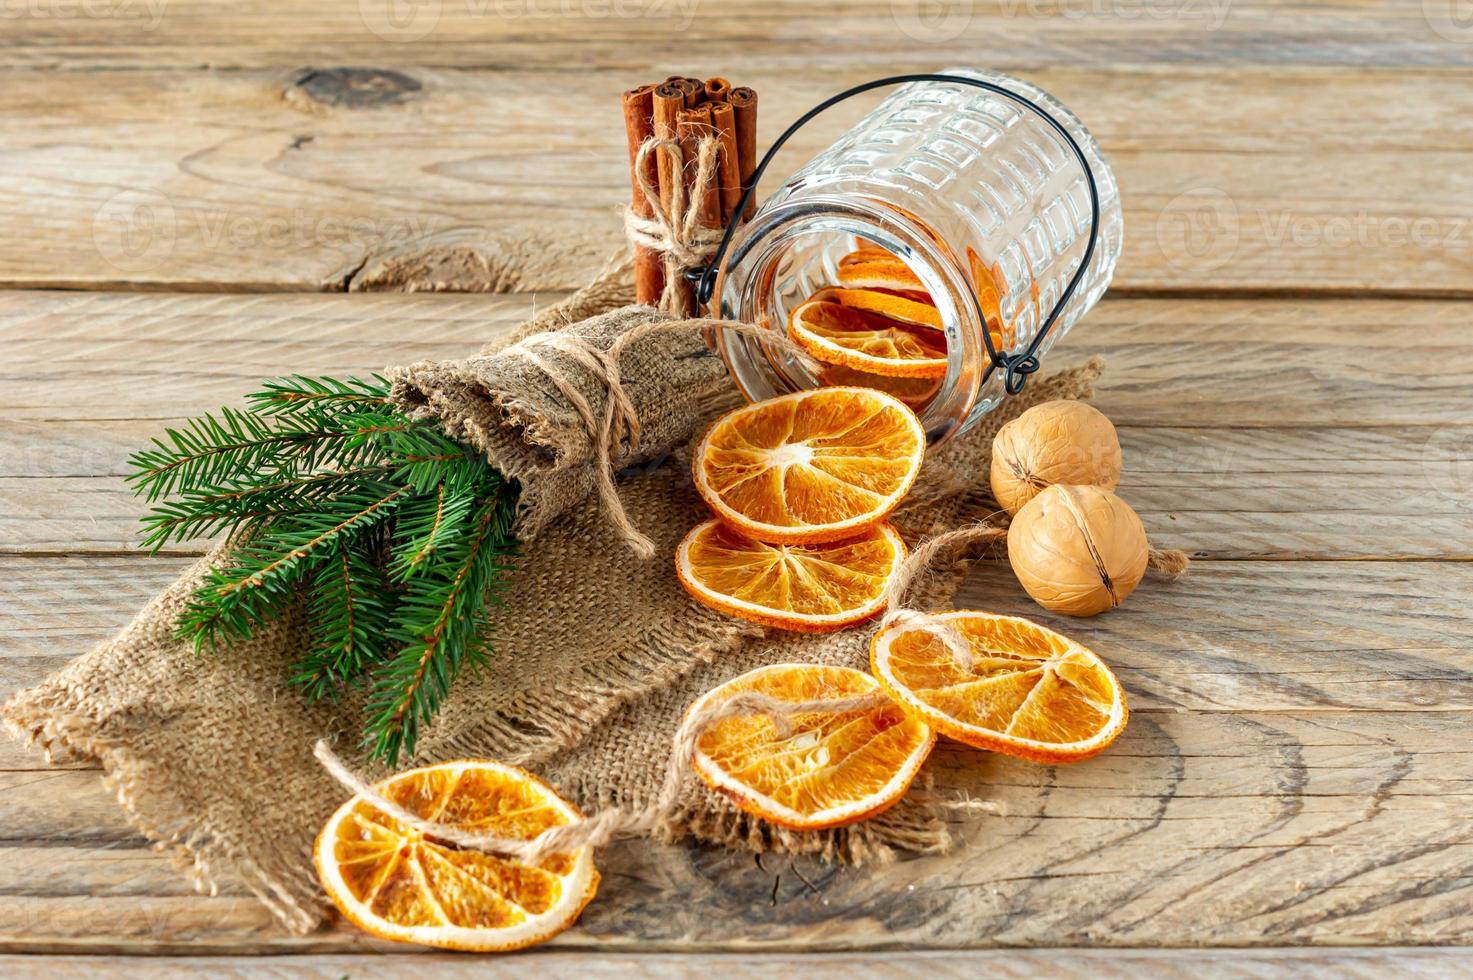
[623,136,724,314]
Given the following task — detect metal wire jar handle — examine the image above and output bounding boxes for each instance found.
[690,72,1102,397]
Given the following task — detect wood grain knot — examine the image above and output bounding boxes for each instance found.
[292,68,421,108]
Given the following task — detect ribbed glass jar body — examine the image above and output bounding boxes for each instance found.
[713,68,1124,441]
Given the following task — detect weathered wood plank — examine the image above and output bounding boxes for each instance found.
[2,1,1467,71]
[5,553,1469,949]
[3,290,1470,557]
[5,291,1468,427]
[0,948,1467,978]
[6,419,1470,559]
[6,557,1470,722]
[2,706,1470,951]
[2,65,1471,293]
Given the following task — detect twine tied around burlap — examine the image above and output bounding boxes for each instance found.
[503,316,819,559]
[623,136,725,314]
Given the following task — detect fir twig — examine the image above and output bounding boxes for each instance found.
[365,481,516,763]
[292,542,394,702]
[246,374,391,417]
[175,483,409,655]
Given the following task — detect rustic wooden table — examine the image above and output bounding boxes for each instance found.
[3,1,1470,975]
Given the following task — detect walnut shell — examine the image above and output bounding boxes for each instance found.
[990,400,1121,516]
[1007,484,1148,617]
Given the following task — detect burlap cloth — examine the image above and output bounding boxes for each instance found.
[3,258,1103,934]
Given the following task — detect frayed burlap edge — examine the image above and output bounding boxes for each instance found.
[1,548,327,934]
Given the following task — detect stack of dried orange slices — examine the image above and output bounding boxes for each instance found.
[676,385,926,633]
[786,243,1011,410]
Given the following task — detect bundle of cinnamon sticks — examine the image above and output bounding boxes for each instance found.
[621,75,759,314]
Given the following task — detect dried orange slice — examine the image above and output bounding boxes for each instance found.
[870,611,1127,763]
[789,297,948,379]
[837,248,926,292]
[314,760,598,951]
[816,363,942,409]
[688,664,935,829]
[676,518,906,632]
[828,286,943,331]
[692,386,926,544]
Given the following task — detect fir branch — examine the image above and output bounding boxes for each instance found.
[126,407,345,503]
[175,482,409,655]
[246,374,391,417]
[365,482,516,764]
[389,458,492,580]
[131,374,523,765]
[291,542,394,702]
[138,466,399,553]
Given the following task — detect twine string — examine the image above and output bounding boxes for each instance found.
[875,519,1191,669]
[504,318,819,559]
[624,136,725,314]
[877,520,1011,672]
[314,687,887,865]
[318,518,1205,859]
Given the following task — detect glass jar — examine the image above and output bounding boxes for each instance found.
[712,69,1124,442]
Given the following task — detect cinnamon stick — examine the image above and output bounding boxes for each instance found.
[710,100,742,225]
[676,106,720,316]
[674,76,703,108]
[652,84,693,315]
[703,76,731,103]
[728,86,759,219]
[677,105,721,232]
[621,83,662,305]
[652,82,685,218]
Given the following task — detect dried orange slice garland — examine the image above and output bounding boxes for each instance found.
[870,611,1127,763]
[315,761,599,951]
[676,518,906,632]
[688,664,935,830]
[789,296,948,379]
[692,386,926,544]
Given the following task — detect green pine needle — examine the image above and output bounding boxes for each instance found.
[292,542,395,702]
[174,482,409,655]
[246,374,391,417]
[365,481,516,764]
